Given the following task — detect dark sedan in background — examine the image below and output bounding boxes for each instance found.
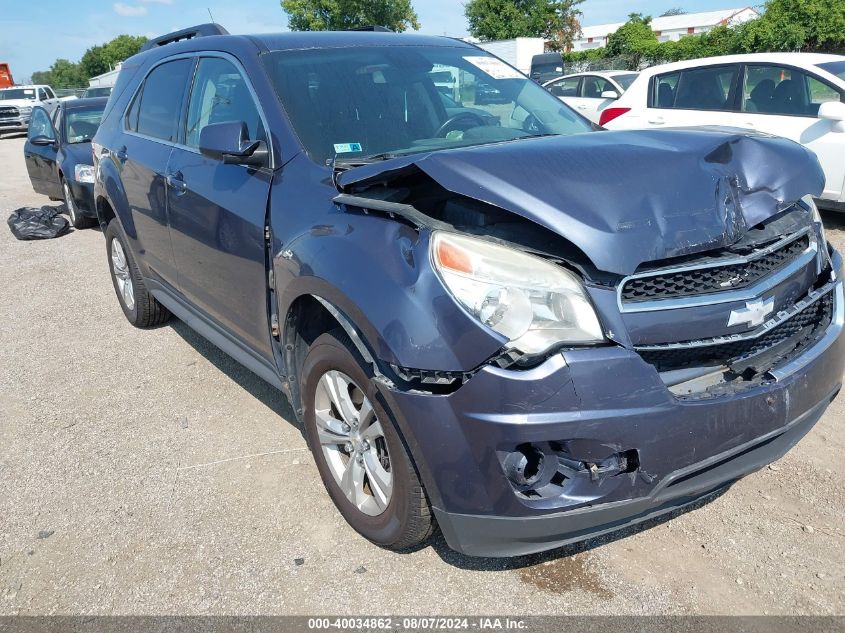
[24,97,107,229]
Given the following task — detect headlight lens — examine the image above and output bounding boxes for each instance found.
[74,164,95,184]
[802,195,826,246]
[431,232,605,355]
[18,106,32,116]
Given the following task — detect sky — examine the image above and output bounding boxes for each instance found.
[0,0,756,82]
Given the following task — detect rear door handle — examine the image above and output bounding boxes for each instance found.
[166,172,187,195]
[648,117,665,125]
[576,104,588,110]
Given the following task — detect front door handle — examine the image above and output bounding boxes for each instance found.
[648,117,665,125]
[166,172,187,195]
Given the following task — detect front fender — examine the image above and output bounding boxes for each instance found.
[275,215,505,373]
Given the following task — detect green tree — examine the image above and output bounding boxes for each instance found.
[281,0,420,32]
[31,59,87,88]
[465,0,584,50]
[660,7,687,16]
[80,35,147,78]
[605,13,658,69]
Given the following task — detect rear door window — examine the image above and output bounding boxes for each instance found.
[546,76,581,97]
[652,65,739,111]
[127,58,193,142]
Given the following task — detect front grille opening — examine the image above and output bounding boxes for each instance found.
[640,291,833,375]
[622,234,809,303]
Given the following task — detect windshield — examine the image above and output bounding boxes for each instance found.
[817,61,845,83]
[0,88,37,101]
[613,73,639,91]
[65,106,105,143]
[263,46,592,164]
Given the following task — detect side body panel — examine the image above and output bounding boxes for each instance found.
[167,149,274,358]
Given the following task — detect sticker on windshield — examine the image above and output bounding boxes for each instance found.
[463,56,524,80]
[333,142,362,154]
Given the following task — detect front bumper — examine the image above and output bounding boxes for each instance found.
[0,115,30,130]
[68,179,96,217]
[377,275,845,557]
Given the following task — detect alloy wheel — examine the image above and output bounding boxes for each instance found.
[313,370,393,516]
[110,239,135,311]
[63,180,77,225]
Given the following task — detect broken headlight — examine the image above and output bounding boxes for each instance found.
[802,195,827,248]
[431,232,605,356]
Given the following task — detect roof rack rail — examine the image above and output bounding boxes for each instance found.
[346,25,393,32]
[140,23,229,52]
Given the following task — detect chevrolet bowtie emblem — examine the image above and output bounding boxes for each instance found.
[728,297,775,328]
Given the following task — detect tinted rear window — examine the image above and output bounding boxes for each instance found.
[128,59,193,142]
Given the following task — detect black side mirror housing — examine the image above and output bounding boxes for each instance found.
[30,135,57,147]
[199,121,268,168]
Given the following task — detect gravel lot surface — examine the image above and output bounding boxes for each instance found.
[0,133,843,616]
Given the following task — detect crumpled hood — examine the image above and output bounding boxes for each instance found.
[338,128,825,275]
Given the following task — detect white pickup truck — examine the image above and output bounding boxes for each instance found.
[0,85,60,134]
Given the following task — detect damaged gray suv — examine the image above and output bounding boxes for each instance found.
[92,25,844,556]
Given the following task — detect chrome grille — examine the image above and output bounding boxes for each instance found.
[622,235,810,302]
[0,106,19,118]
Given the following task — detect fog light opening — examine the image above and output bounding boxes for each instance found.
[504,444,545,488]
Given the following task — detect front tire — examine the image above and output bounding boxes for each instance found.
[105,220,171,328]
[62,177,94,229]
[301,330,434,550]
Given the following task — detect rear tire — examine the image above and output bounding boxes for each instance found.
[300,329,434,550]
[105,220,171,328]
[62,177,94,229]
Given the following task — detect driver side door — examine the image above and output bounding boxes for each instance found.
[23,107,61,198]
[166,55,274,357]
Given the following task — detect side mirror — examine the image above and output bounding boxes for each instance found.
[199,121,268,167]
[819,101,845,133]
[30,135,57,147]
[600,90,620,100]
[819,101,845,123]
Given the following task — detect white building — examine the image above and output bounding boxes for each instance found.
[88,62,123,88]
[570,7,760,52]
[474,38,546,75]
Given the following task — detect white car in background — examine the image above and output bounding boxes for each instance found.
[543,71,639,124]
[601,53,845,211]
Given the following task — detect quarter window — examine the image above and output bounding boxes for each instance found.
[127,58,193,142]
[653,65,739,111]
[185,57,264,148]
[742,65,841,116]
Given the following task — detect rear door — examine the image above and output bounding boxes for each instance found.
[166,54,274,357]
[545,76,582,111]
[642,64,742,128]
[24,107,61,197]
[738,63,845,203]
[121,57,194,288]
